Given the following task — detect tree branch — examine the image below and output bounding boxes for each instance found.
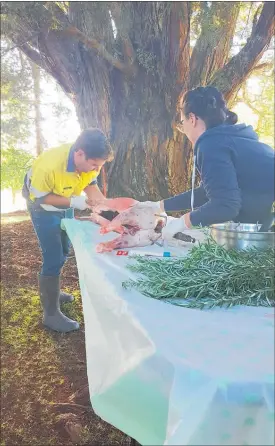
[44,1,70,26]
[109,3,136,68]
[250,62,273,74]
[252,3,263,34]
[241,85,261,115]
[62,26,134,75]
[189,2,241,88]
[211,1,275,101]
[19,42,71,94]
[19,43,44,69]
[1,32,40,57]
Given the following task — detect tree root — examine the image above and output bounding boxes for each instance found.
[64,421,84,443]
[68,383,90,406]
[50,402,91,413]
[55,412,85,443]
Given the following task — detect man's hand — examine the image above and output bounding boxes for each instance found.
[70,196,91,211]
[162,214,191,240]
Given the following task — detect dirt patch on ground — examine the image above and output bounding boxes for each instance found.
[1,214,133,445]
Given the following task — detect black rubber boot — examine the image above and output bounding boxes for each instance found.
[39,275,79,332]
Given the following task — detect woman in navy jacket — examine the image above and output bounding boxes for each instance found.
[100,86,274,236]
[161,86,274,237]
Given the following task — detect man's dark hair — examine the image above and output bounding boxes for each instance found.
[74,128,114,161]
[182,86,238,129]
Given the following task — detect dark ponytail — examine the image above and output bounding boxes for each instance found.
[182,86,238,129]
[225,109,238,125]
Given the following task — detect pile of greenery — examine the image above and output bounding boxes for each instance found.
[123,239,275,309]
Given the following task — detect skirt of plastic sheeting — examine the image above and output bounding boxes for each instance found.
[61,219,275,446]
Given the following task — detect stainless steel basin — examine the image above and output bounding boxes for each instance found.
[210,223,275,250]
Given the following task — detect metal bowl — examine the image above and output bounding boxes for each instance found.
[210,222,275,251]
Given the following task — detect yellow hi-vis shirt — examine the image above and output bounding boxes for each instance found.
[26,143,99,204]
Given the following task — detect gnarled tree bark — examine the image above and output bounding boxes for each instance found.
[2,1,274,199]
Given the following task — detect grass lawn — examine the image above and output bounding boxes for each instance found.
[1,213,129,445]
[1,215,30,225]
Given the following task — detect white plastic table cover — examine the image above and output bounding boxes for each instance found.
[61,219,274,446]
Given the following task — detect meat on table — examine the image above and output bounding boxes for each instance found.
[75,200,166,252]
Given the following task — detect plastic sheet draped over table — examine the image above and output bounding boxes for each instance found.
[61,219,274,446]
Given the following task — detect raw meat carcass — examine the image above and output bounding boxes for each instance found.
[75,203,167,253]
[75,213,110,228]
[100,203,163,235]
[74,212,140,235]
[92,197,138,214]
[96,219,166,253]
[96,229,162,253]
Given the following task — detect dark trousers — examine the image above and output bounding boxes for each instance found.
[28,203,73,276]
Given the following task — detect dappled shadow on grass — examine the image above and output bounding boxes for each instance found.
[1,218,130,445]
[1,287,128,445]
[1,215,30,225]
[1,287,70,445]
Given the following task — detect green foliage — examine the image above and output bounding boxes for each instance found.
[1,147,34,196]
[230,2,263,54]
[254,75,274,146]
[1,42,33,148]
[1,43,36,198]
[249,73,274,146]
[237,68,274,147]
[1,39,73,152]
[1,39,74,198]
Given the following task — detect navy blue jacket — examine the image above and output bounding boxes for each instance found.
[164,124,274,226]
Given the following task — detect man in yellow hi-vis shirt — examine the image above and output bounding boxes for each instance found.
[23,128,114,333]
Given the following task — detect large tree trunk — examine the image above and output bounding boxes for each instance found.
[3,1,274,199]
[66,2,192,200]
[71,2,193,200]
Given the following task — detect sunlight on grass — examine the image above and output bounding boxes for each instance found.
[1,286,84,445]
[1,215,30,225]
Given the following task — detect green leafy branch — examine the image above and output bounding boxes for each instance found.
[1,147,34,193]
[123,239,275,309]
